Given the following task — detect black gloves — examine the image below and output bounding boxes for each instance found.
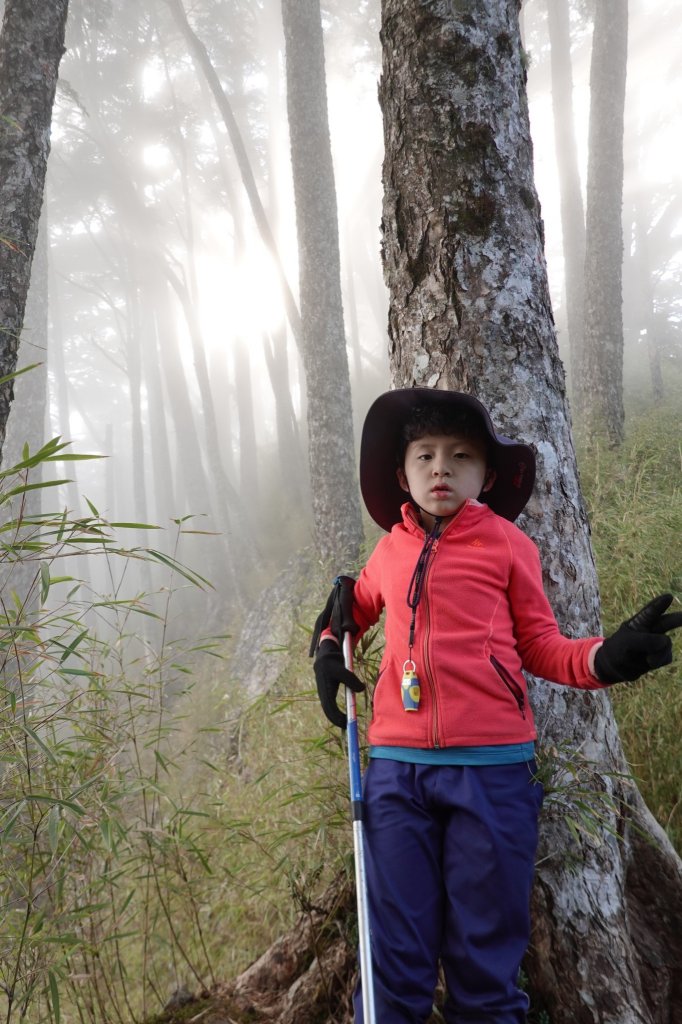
[310,576,363,728]
[314,639,365,729]
[594,593,682,684]
[309,575,358,654]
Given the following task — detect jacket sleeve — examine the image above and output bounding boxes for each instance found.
[350,536,388,637]
[320,536,388,645]
[506,528,606,689]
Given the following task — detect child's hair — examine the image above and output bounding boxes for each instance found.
[397,405,494,467]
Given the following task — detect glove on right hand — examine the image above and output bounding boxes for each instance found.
[594,593,682,683]
[314,639,365,729]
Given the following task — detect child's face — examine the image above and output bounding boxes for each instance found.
[397,432,495,528]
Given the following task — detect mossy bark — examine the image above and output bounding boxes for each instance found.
[0,0,69,462]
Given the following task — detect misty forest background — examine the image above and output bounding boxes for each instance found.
[1,0,681,1022]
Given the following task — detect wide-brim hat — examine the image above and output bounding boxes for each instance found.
[360,388,535,530]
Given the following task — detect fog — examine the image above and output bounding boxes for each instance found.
[4,0,680,631]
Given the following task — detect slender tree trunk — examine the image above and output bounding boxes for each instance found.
[344,253,364,392]
[233,339,259,507]
[48,259,81,515]
[163,0,303,348]
[261,13,308,508]
[153,274,244,606]
[124,259,150,528]
[208,347,236,481]
[546,0,586,403]
[163,265,260,566]
[379,1,682,1021]
[0,0,69,461]
[633,204,664,404]
[281,0,364,566]
[578,0,629,445]
[263,328,307,503]
[139,282,178,522]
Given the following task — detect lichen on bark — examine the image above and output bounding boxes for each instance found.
[0,0,69,461]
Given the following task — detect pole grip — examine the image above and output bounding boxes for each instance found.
[335,574,359,636]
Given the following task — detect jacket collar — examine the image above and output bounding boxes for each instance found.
[399,498,491,538]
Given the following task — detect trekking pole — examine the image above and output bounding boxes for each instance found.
[337,580,377,1024]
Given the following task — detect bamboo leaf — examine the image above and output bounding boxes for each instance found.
[44,453,104,462]
[58,668,101,679]
[0,362,42,387]
[59,629,90,664]
[100,819,113,851]
[21,724,58,765]
[40,562,50,603]
[1,799,26,837]
[0,479,72,503]
[146,549,213,589]
[47,971,61,1024]
[109,522,162,530]
[48,805,61,854]
[27,794,86,817]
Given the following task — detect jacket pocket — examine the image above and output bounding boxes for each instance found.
[490,655,526,719]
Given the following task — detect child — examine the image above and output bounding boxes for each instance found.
[311,387,681,1024]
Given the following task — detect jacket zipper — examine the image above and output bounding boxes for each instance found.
[489,654,526,719]
[422,540,440,747]
[418,506,469,749]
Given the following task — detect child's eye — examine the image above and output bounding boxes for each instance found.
[417,453,432,461]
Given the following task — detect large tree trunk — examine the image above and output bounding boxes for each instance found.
[0,0,69,463]
[0,204,49,619]
[577,0,629,445]
[378,1,682,1021]
[281,0,364,566]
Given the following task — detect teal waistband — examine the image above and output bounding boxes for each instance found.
[369,742,535,766]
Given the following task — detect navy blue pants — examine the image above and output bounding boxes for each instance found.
[353,759,543,1024]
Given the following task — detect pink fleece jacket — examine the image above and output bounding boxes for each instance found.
[348,499,605,749]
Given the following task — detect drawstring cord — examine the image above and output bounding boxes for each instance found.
[406,516,442,657]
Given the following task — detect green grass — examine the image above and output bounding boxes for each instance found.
[579,391,682,849]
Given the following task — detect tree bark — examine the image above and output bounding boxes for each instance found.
[281,0,364,567]
[0,0,69,463]
[2,205,48,469]
[378,1,682,1021]
[0,201,48,618]
[578,0,629,445]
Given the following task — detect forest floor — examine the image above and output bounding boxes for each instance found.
[144,872,358,1024]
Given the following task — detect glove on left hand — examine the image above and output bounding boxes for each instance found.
[314,640,365,729]
[594,593,682,684]
[308,575,359,655]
